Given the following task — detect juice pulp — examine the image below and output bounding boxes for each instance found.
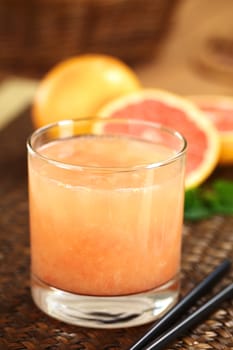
[29,135,185,296]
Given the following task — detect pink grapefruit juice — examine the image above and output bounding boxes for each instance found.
[29,135,185,296]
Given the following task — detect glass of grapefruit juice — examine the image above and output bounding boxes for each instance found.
[27,117,187,328]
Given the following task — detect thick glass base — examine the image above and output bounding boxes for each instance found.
[31,274,179,329]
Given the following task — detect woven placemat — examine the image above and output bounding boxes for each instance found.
[0,110,232,350]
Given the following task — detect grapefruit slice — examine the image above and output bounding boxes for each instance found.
[189,95,233,165]
[97,89,220,189]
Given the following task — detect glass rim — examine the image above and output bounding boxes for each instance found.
[27,117,187,172]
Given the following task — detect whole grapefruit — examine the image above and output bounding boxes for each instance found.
[32,54,141,128]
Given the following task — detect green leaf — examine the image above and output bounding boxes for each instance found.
[184,189,213,221]
[184,179,233,221]
[211,180,233,214]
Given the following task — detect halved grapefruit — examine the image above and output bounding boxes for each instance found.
[189,95,233,165]
[97,89,220,189]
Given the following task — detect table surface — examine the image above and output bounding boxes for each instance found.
[1,1,233,349]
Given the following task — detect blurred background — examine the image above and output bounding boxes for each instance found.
[0,0,233,127]
[0,0,178,76]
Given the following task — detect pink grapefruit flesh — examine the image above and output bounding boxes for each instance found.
[97,89,220,189]
[189,95,233,164]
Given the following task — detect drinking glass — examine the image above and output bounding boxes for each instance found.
[27,117,186,328]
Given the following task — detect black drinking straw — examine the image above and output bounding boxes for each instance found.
[145,283,233,350]
[129,259,231,350]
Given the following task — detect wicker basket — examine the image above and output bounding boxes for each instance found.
[0,0,178,75]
